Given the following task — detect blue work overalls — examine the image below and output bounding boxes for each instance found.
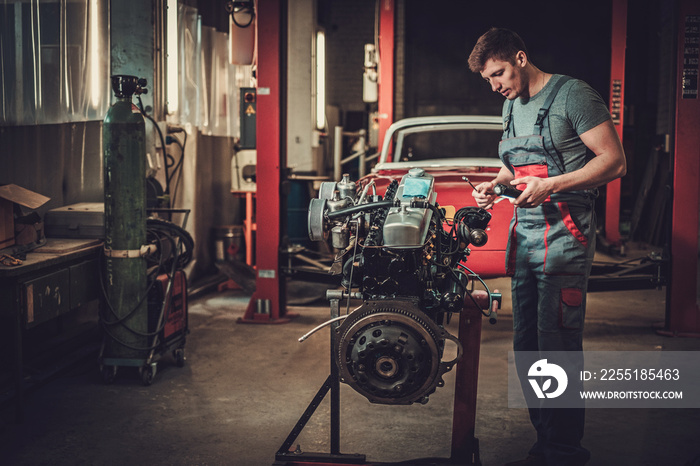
[499,76,596,466]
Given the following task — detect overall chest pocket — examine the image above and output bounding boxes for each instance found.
[499,135,549,190]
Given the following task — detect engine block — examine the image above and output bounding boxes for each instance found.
[307,170,491,404]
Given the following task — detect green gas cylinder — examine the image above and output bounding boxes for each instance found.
[102,75,149,361]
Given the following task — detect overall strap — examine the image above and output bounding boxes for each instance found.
[535,75,572,174]
[534,75,572,135]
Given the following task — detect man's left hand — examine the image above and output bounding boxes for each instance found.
[509,177,554,208]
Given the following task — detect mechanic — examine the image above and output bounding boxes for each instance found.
[467,28,626,466]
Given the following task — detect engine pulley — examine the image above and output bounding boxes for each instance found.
[335,299,462,405]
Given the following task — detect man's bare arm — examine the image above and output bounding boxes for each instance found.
[510,119,627,207]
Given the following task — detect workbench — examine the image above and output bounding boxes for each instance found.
[0,238,102,422]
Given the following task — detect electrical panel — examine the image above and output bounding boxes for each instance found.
[240,87,256,149]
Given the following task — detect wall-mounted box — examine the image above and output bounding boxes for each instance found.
[231,150,257,192]
[240,87,256,149]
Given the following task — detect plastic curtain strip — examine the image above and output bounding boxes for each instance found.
[0,0,109,125]
[200,26,234,137]
[177,4,201,129]
[173,6,252,138]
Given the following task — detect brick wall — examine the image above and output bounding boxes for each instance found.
[323,0,376,120]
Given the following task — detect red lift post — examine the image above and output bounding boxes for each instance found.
[376,0,394,151]
[605,0,627,245]
[239,0,290,324]
[662,0,700,337]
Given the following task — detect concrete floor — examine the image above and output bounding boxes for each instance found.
[2,252,700,466]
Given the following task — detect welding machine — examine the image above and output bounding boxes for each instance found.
[148,270,188,367]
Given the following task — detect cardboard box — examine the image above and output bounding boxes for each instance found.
[0,184,50,249]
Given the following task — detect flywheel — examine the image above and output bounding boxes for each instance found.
[335,299,462,405]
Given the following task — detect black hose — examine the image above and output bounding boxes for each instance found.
[168,133,187,206]
[136,97,170,199]
[98,218,192,350]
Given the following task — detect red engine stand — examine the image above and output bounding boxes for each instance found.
[451,290,493,464]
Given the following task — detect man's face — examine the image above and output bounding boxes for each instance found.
[480,56,525,100]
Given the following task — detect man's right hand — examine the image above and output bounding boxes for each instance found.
[472,181,498,209]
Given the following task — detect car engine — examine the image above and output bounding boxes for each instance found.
[307,168,492,405]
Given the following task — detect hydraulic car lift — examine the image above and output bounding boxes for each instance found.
[239,0,290,324]
[659,0,700,337]
[605,0,627,245]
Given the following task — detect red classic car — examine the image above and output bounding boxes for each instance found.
[359,115,512,278]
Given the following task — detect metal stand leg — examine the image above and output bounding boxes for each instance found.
[329,296,341,455]
[450,289,498,465]
[274,292,365,465]
[450,298,484,465]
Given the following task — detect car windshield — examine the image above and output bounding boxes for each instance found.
[393,126,503,163]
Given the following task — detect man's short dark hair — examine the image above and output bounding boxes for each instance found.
[468,27,528,73]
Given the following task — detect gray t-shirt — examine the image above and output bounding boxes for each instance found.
[503,74,612,173]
